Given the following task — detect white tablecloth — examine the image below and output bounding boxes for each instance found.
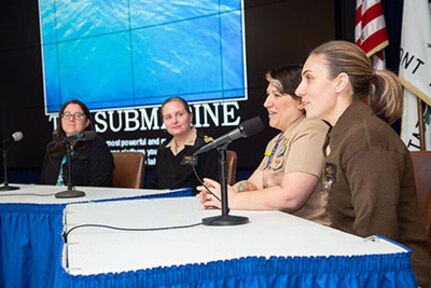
[64,197,407,276]
[0,184,177,204]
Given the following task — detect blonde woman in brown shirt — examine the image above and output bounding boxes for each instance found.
[295,40,431,287]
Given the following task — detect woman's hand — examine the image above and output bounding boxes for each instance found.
[197,178,237,209]
[197,178,221,208]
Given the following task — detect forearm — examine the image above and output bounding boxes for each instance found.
[233,180,258,192]
[229,186,304,211]
[232,169,263,192]
[230,172,319,211]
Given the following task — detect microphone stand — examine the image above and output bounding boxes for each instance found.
[55,140,86,198]
[202,143,249,226]
[0,143,20,191]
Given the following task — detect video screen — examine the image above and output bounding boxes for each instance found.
[39,0,247,113]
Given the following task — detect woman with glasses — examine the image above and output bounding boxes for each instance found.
[40,99,114,186]
[149,96,218,194]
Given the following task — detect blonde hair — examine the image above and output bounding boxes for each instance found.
[311,40,403,124]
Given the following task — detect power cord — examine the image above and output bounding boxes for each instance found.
[63,222,202,243]
[191,163,221,202]
[0,193,57,197]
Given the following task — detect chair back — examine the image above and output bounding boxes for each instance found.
[226,150,238,186]
[112,152,145,189]
[410,151,431,255]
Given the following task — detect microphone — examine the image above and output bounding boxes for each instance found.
[0,131,24,191]
[54,131,95,199]
[193,116,264,156]
[61,131,96,143]
[2,131,24,145]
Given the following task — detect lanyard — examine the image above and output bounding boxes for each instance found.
[264,133,284,169]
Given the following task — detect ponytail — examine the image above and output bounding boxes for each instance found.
[369,70,403,124]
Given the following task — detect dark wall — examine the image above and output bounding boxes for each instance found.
[334,0,355,42]
[0,0,52,169]
[380,0,404,73]
[227,0,336,169]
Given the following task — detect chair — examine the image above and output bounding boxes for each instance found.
[410,151,431,255]
[112,152,145,189]
[226,150,238,186]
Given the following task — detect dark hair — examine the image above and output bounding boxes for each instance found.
[265,64,303,101]
[51,99,93,156]
[160,96,192,118]
[310,40,402,124]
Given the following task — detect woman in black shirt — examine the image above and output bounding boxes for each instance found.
[149,97,218,194]
[40,99,114,187]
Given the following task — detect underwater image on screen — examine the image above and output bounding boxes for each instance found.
[39,0,247,113]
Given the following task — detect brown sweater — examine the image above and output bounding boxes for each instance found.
[325,100,431,287]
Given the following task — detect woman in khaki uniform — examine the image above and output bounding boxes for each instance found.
[197,65,329,224]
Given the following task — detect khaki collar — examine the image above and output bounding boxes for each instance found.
[166,127,197,155]
[281,114,306,138]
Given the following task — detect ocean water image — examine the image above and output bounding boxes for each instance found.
[39,0,247,113]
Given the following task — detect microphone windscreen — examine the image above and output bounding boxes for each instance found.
[12,131,24,142]
[241,116,264,137]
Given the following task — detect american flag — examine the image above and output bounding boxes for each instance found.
[354,0,389,69]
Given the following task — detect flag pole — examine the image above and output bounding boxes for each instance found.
[417,97,425,150]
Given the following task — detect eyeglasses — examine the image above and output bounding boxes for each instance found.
[61,112,86,120]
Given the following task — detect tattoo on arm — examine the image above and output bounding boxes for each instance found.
[234,180,257,192]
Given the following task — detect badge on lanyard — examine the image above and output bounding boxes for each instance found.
[277,144,287,157]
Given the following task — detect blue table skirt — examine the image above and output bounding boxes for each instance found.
[0,203,64,288]
[0,189,417,288]
[56,253,416,288]
[0,190,192,288]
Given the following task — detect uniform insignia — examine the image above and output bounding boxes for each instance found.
[270,157,283,170]
[181,155,198,166]
[264,150,271,157]
[323,162,336,192]
[203,135,214,143]
[277,144,287,157]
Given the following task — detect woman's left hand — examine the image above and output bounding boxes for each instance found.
[196,178,225,209]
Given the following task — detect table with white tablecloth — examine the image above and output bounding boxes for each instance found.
[0,184,191,288]
[58,197,417,287]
